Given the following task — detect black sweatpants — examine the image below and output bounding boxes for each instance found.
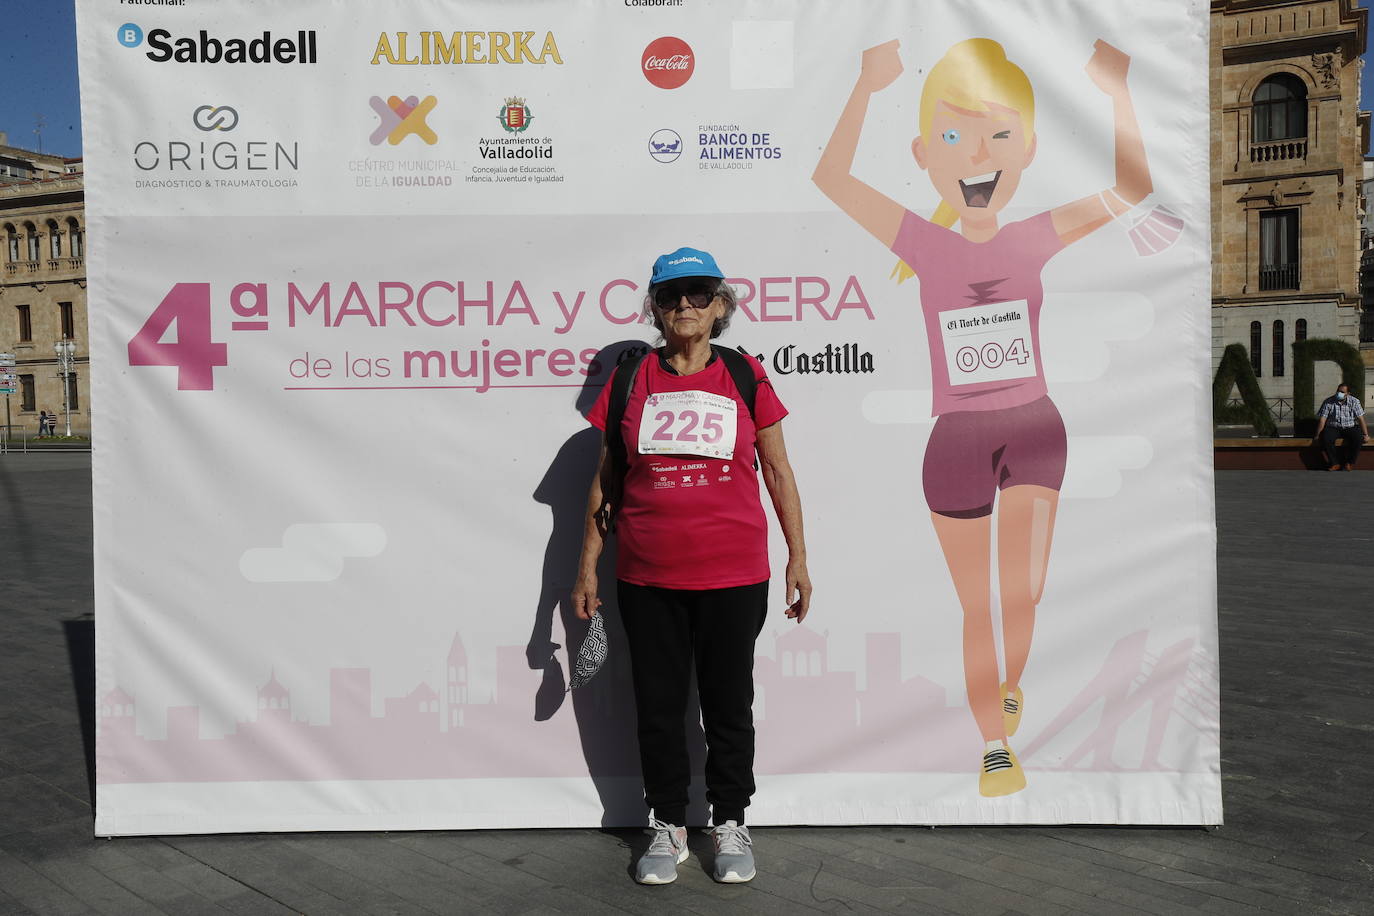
[617,579,769,827]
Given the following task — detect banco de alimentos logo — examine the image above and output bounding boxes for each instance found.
[369,95,438,145]
[648,129,682,163]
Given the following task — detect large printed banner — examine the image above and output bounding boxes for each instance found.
[79,0,1219,834]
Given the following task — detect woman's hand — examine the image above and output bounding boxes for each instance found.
[571,572,601,621]
[784,556,812,623]
[1086,39,1130,97]
[858,39,903,93]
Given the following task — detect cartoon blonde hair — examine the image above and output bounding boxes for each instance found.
[894,38,1035,283]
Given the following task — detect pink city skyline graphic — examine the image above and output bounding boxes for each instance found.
[97,627,1215,784]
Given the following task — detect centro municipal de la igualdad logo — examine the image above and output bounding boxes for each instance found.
[369,96,439,145]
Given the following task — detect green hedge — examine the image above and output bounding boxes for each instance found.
[1212,343,1276,436]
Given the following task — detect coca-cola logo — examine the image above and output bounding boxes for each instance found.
[641,36,694,89]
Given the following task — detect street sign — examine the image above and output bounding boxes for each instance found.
[0,353,16,367]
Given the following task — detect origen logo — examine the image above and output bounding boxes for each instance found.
[648,128,682,163]
[369,95,438,146]
[193,105,239,132]
[642,36,693,89]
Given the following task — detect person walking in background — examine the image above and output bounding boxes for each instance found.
[1315,383,1368,471]
[38,410,50,436]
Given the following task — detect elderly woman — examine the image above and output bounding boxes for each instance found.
[572,246,811,885]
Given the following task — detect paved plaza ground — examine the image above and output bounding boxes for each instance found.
[0,454,1370,914]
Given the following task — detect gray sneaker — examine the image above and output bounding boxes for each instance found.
[636,818,689,885]
[709,821,755,883]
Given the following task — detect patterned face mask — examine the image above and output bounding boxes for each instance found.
[1098,188,1185,257]
[568,612,609,690]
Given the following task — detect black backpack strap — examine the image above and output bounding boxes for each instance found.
[601,352,647,524]
[713,344,762,469]
[713,344,757,419]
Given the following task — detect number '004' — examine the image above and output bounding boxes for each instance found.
[955,338,1030,373]
[127,283,229,390]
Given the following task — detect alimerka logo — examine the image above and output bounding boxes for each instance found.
[642,36,693,89]
[118,24,318,64]
[372,31,563,65]
[369,95,439,146]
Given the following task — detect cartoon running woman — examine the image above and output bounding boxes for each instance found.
[813,38,1153,796]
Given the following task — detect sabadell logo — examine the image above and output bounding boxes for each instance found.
[641,36,693,89]
[117,22,318,64]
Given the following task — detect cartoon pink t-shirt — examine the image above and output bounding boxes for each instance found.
[891,209,1066,416]
[589,352,788,590]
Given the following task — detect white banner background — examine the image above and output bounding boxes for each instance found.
[79,0,1219,834]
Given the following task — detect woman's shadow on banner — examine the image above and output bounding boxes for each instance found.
[526,340,710,828]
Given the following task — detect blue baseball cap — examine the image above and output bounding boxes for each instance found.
[649,247,725,286]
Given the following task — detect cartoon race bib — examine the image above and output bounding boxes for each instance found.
[938,300,1038,387]
[637,390,738,460]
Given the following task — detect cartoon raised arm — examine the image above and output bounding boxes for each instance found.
[811,39,907,248]
[1049,40,1154,246]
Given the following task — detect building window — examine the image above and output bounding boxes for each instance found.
[24,223,38,262]
[59,302,74,339]
[1296,318,1308,342]
[16,304,31,342]
[1272,320,1285,377]
[65,372,79,411]
[1252,74,1307,142]
[1250,321,1263,377]
[47,221,60,259]
[4,225,16,262]
[68,219,83,258]
[1259,210,1300,291]
[19,374,35,411]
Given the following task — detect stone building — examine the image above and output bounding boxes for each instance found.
[0,135,87,438]
[1212,0,1371,419]
[1360,157,1374,342]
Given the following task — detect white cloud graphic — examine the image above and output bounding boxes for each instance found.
[1040,292,1154,383]
[862,389,935,425]
[240,523,387,583]
[1061,436,1154,499]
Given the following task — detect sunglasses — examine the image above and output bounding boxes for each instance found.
[653,282,718,310]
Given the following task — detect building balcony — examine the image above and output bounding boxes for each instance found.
[4,260,41,278]
[4,257,84,279]
[1249,138,1307,163]
[1259,263,1300,291]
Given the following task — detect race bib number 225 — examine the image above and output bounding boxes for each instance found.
[636,390,738,460]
